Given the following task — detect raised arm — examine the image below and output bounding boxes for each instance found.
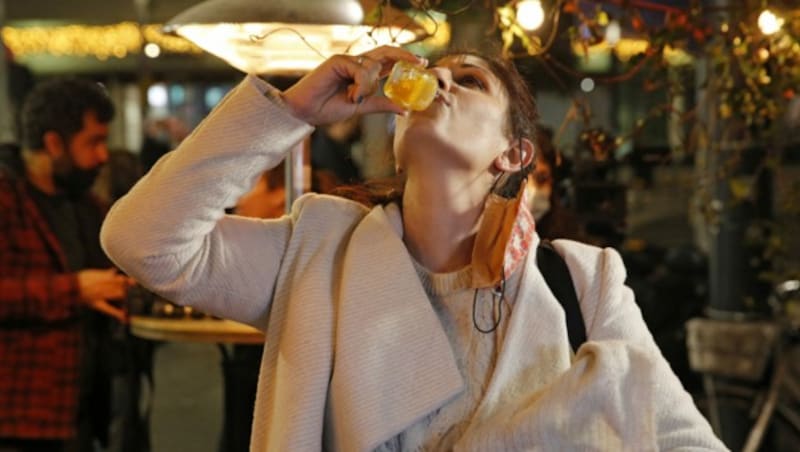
[101,75,313,326]
[101,46,424,327]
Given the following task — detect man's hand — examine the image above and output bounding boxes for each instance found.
[77,268,134,321]
[85,298,127,323]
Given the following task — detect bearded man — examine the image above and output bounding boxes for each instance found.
[0,78,133,452]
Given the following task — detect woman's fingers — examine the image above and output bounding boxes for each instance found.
[282,45,426,124]
[347,55,383,103]
[362,45,427,77]
[346,48,427,109]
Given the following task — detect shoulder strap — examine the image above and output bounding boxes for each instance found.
[537,240,587,352]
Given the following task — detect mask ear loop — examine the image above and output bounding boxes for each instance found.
[472,139,523,334]
[491,169,509,195]
[473,266,506,334]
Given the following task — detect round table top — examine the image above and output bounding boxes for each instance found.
[129,316,265,344]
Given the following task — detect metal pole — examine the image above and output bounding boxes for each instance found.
[698,1,771,450]
[702,0,765,318]
[284,142,305,213]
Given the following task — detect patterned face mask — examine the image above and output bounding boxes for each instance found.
[470,179,535,289]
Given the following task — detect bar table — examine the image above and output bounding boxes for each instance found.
[129,315,264,452]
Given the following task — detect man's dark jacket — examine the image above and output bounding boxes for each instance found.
[0,145,111,442]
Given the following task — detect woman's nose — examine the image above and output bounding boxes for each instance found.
[430,67,453,93]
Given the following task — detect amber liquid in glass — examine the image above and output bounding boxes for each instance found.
[383,61,438,111]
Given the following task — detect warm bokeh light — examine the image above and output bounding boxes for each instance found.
[516,0,545,31]
[144,42,161,58]
[406,9,451,54]
[663,45,693,66]
[758,9,784,35]
[605,20,621,46]
[580,77,595,92]
[573,38,650,62]
[1,22,202,60]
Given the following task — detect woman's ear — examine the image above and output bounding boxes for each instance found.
[494,137,535,172]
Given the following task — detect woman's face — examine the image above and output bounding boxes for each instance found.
[393,54,512,176]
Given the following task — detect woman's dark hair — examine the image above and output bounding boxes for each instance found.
[473,51,539,198]
[333,50,539,206]
[21,77,115,150]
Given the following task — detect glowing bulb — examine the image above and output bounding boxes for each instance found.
[344,1,365,23]
[516,0,545,31]
[605,20,621,46]
[580,77,595,93]
[147,84,168,108]
[144,42,161,58]
[758,9,784,35]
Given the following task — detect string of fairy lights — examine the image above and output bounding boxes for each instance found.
[1,22,203,60]
[1,3,791,60]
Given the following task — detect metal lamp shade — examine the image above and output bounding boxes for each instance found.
[165,0,423,75]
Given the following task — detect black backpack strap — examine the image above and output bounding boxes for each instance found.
[537,240,587,352]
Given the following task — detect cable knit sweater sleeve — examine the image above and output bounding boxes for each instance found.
[553,240,728,451]
[101,75,314,328]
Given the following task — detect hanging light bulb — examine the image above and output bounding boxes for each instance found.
[758,9,784,35]
[516,0,545,31]
[164,0,427,75]
[604,20,622,46]
[143,42,161,58]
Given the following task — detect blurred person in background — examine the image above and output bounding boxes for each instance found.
[310,116,364,193]
[0,78,133,452]
[139,116,189,173]
[526,126,585,242]
[234,162,286,219]
[92,150,144,206]
[91,149,153,452]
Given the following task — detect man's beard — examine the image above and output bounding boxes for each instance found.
[52,152,101,198]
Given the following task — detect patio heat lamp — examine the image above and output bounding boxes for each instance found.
[164,0,426,209]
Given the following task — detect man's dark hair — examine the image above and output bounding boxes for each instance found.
[21,78,115,150]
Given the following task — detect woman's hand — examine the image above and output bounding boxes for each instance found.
[281,46,426,126]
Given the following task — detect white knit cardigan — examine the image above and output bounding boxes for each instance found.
[101,75,728,452]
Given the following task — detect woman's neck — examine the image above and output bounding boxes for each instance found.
[401,168,491,273]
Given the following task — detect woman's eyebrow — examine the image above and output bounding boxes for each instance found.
[457,62,492,76]
[434,60,497,84]
[457,64,500,86]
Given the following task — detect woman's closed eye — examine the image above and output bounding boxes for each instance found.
[455,74,486,90]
